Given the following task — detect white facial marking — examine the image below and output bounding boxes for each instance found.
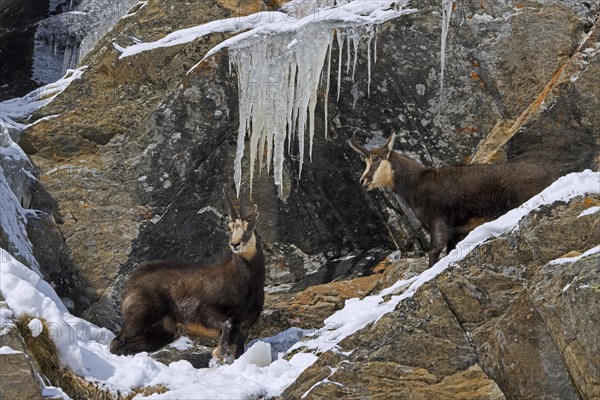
[368,159,394,190]
[229,219,257,260]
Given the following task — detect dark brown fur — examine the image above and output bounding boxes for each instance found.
[110,199,264,363]
[350,134,554,267]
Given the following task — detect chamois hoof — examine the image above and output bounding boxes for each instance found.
[209,352,234,368]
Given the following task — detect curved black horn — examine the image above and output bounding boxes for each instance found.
[224,190,238,220]
[348,134,369,157]
[239,193,246,221]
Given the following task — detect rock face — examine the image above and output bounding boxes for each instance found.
[0,0,50,99]
[16,0,599,331]
[0,299,44,400]
[283,195,600,399]
[2,0,598,395]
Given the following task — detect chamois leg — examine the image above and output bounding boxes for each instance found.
[229,326,249,359]
[447,232,465,253]
[428,220,450,267]
[211,319,234,366]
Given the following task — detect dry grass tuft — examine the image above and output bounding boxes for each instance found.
[16,315,169,400]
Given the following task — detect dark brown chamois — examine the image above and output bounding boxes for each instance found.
[110,195,265,365]
[349,132,553,267]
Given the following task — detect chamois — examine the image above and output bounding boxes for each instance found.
[110,194,265,366]
[349,132,553,267]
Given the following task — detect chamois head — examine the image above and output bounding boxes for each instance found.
[224,193,259,261]
[349,132,396,190]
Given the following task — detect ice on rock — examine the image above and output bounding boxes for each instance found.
[113,1,415,195]
[32,0,137,84]
[204,0,417,196]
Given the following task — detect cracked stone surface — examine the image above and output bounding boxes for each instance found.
[283,195,600,399]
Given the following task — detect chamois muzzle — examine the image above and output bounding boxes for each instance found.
[360,176,372,188]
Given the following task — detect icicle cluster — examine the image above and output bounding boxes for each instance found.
[227,0,413,196]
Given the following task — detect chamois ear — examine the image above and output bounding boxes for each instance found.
[384,131,396,159]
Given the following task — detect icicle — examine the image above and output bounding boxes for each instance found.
[324,31,333,138]
[351,28,359,82]
[440,0,454,95]
[336,28,344,102]
[225,0,417,195]
[286,61,297,154]
[367,26,374,97]
[374,26,378,64]
[346,28,351,74]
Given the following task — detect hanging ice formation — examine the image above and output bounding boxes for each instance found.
[202,0,416,196]
[440,0,454,95]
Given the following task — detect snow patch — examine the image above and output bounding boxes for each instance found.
[28,318,44,337]
[578,206,600,218]
[549,245,600,266]
[0,306,15,335]
[248,327,316,361]
[168,336,194,351]
[0,346,23,355]
[0,66,87,123]
[0,167,41,273]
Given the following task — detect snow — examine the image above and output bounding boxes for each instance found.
[0,166,41,273]
[0,66,87,123]
[168,337,194,351]
[114,12,285,58]
[0,346,23,355]
[0,306,15,335]
[578,206,600,218]
[28,318,44,338]
[549,245,600,266]
[247,327,316,361]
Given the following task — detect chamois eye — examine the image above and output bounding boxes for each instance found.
[372,155,380,162]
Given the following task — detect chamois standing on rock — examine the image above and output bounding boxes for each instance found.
[349,132,553,267]
[110,194,265,366]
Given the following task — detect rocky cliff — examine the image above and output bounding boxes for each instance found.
[0,0,599,398]
[282,194,600,399]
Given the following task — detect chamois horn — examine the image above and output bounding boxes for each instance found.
[349,134,370,157]
[224,190,238,220]
[239,193,246,220]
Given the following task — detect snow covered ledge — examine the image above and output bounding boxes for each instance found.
[289,169,600,354]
